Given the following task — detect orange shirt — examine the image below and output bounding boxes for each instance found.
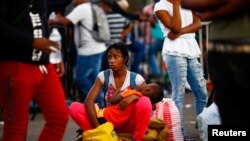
[96,89,143,127]
[120,89,143,98]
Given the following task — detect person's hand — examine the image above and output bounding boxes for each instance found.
[32,38,61,54]
[114,88,122,95]
[55,12,63,19]
[54,61,65,77]
[117,95,138,111]
[167,31,181,40]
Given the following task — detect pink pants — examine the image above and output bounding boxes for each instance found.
[69,96,152,141]
[0,61,69,141]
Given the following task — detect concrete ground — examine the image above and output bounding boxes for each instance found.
[0,91,201,141]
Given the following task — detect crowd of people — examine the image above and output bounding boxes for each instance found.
[1,0,249,141]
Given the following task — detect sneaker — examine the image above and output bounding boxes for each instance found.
[74,134,82,141]
[74,128,83,141]
[184,135,196,141]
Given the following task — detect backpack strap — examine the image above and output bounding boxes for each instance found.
[91,4,98,30]
[103,69,110,107]
[79,4,97,32]
[129,72,137,89]
[102,70,137,106]
[77,4,96,48]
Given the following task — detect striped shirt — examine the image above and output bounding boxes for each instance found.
[106,11,130,43]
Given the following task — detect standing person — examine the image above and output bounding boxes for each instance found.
[69,43,153,141]
[0,0,69,141]
[154,0,208,140]
[48,0,108,105]
[181,0,250,125]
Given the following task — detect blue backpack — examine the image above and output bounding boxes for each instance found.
[102,69,137,106]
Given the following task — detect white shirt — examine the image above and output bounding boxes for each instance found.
[98,70,145,105]
[154,0,201,58]
[66,2,107,56]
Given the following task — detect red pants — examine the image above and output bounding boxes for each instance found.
[69,96,152,141]
[0,61,69,141]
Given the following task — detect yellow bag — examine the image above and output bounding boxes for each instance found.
[117,118,168,141]
[83,122,118,141]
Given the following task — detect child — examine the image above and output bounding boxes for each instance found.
[95,82,164,124]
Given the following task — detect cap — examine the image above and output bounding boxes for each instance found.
[117,0,129,11]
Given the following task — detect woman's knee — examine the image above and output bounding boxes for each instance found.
[69,102,83,116]
[136,96,152,111]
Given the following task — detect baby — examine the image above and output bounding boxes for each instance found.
[95,82,164,125]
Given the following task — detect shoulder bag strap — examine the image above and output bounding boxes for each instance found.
[130,71,137,89]
[103,69,110,107]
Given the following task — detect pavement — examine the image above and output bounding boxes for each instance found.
[0,91,201,141]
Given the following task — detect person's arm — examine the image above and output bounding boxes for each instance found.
[155,0,182,34]
[48,14,73,27]
[110,74,146,110]
[54,61,65,77]
[109,89,143,104]
[167,11,201,40]
[116,87,144,111]
[181,0,225,12]
[109,95,123,104]
[84,77,104,128]
[117,95,140,111]
[181,12,202,34]
[119,22,133,41]
[109,88,123,104]
[181,0,250,21]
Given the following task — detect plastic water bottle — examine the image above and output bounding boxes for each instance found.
[48,11,62,64]
[49,28,62,64]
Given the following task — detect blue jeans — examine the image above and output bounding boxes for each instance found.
[147,39,164,76]
[163,55,207,135]
[126,39,145,73]
[75,53,104,106]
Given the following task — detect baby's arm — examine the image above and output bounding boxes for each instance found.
[109,92,123,104]
[109,88,124,104]
[109,89,143,104]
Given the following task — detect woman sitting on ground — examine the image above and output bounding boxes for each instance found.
[69,43,155,141]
